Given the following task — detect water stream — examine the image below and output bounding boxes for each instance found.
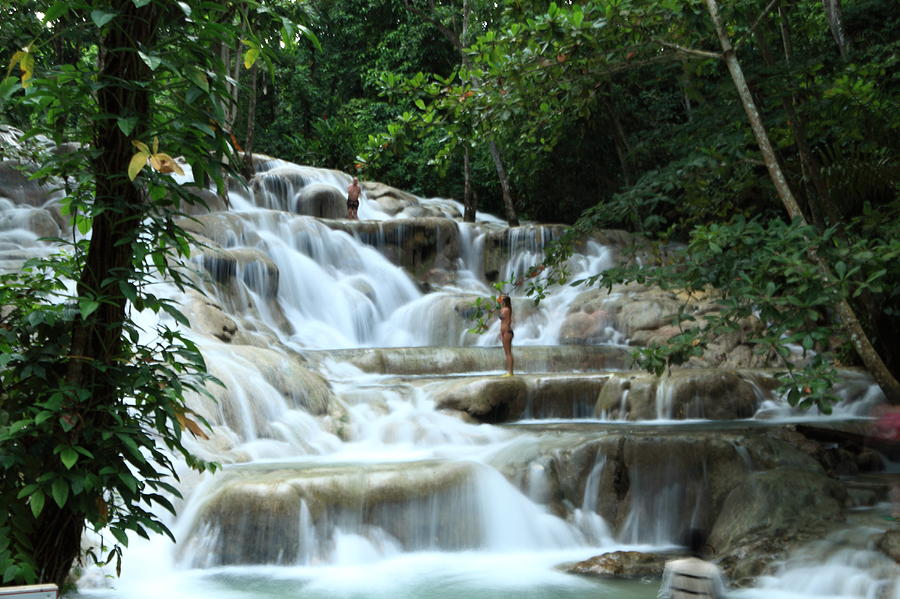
[0,150,896,598]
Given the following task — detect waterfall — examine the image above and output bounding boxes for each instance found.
[1,138,895,599]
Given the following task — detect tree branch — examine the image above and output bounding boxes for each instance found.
[654,40,721,59]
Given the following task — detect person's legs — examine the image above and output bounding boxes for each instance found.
[502,333,513,375]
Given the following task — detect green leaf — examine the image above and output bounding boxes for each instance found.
[76,214,92,235]
[44,2,69,22]
[117,117,138,136]
[29,490,45,518]
[91,9,117,28]
[138,51,162,71]
[414,99,426,110]
[79,298,100,320]
[60,447,79,470]
[132,0,152,6]
[185,67,209,93]
[0,77,21,105]
[117,471,138,494]
[51,478,68,508]
[110,527,129,547]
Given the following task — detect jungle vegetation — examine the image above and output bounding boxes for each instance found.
[0,0,897,588]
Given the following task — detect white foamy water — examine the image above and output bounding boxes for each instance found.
[1,139,893,599]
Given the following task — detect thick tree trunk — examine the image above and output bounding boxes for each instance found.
[704,0,900,404]
[488,140,519,226]
[49,0,159,586]
[463,145,477,222]
[242,63,259,177]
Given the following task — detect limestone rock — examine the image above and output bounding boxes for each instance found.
[183,461,476,566]
[432,374,606,423]
[325,217,460,278]
[362,181,419,216]
[296,182,346,218]
[876,529,900,563]
[435,376,529,423]
[709,467,846,581]
[595,370,766,420]
[567,550,673,579]
[0,161,53,206]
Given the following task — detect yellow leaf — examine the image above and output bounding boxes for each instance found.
[10,50,34,89]
[131,139,150,153]
[150,153,185,176]
[128,151,149,181]
[243,47,260,69]
[152,136,159,154]
[176,412,209,439]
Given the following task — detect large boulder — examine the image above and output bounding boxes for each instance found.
[433,374,608,422]
[0,161,54,206]
[325,217,460,278]
[561,282,770,369]
[179,461,476,566]
[492,424,847,581]
[595,369,768,420]
[709,467,846,582]
[295,182,346,218]
[362,181,420,216]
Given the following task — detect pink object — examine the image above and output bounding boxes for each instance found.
[875,410,900,440]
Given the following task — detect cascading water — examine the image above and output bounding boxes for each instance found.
[1,141,896,599]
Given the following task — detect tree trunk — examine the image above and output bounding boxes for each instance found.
[753,7,836,229]
[460,0,477,223]
[50,0,160,587]
[463,145,477,222]
[703,0,900,404]
[488,140,519,226]
[603,90,632,186]
[822,0,850,59]
[242,63,259,178]
[405,0,520,224]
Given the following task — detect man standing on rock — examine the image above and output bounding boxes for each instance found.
[346,176,361,219]
[658,529,728,599]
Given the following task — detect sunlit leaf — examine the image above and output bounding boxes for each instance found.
[149,153,184,176]
[243,47,260,69]
[44,2,69,22]
[128,151,149,181]
[176,412,209,439]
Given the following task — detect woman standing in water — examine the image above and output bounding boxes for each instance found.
[499,295,514,376]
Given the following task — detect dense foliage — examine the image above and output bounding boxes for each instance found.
[0,0,293,587]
